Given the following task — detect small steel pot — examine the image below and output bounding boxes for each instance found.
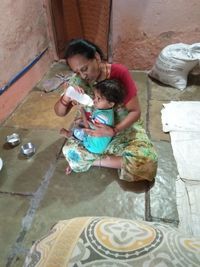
[6,133,20,146]
[21,142,36,158]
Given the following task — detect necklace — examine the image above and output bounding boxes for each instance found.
[95,62,109,85]
[105,63,109,79]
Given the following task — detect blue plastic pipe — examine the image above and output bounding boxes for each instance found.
[0,47,48,96]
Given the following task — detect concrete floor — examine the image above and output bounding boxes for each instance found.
[0,62,200,267]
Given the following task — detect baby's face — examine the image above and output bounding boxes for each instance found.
[93,89,113,109]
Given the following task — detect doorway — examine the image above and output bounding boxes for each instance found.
[49,0,111,59]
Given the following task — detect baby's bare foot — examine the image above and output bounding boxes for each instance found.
[60,128,71,138]
[65,165,72,175]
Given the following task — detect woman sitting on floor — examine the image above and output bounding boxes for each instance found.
[54,38,158,182]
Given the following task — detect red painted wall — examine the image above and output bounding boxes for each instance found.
[111,0,200,69]
[0,0,53,123]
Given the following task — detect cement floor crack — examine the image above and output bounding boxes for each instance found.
[0,191,33,197]
[6,160,57,267]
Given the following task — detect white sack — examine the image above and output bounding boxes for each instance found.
[149,43,200,90]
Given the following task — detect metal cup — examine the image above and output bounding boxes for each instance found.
[20,142,36,158]
[6,133,21,146]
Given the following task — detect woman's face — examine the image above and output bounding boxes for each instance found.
[67,54,100,84]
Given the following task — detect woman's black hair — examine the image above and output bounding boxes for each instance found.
[64,38,105,60]
[95,79,125,105]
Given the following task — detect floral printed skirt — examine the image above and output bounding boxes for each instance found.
[62,119,157,182]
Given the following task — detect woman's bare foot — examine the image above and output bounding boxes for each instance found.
[60,128,72,138]
[65,165,72,175]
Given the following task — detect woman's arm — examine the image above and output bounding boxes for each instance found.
[114,95,141,133]
[54,95,73,117]
[54,84,86,117]
[84,95,141,137]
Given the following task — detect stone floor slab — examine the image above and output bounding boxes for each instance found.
[149,99,170,141]
[3,91,77,130]
[22,158,147,251]
[0,194,30,267]
[35,61,70,92]
[149,76,200,101]
[150,141,179,225]
[0,127,64,193]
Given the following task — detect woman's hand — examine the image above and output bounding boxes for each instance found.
[61,94,71,104]
[62,94,79,106]
[54,85,85,117]
[63,85,85,106]
[64,85,85,95]
[84,123,114,137]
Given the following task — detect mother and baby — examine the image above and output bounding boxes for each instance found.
[54,38,157,182]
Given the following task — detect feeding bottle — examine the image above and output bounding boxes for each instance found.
[65,86,93,106]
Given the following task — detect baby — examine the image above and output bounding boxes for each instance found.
[60,79,124,154]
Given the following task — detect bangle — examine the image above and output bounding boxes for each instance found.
[60,96,69,107]
[112,127,118,137]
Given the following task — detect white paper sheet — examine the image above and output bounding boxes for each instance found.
[170,131,200,180]
[176,178,200,236]
[161,101,200,132]
[161,101,200,181]
[161,101,200,236]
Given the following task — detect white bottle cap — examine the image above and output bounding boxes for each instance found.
[65,86,93,106]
